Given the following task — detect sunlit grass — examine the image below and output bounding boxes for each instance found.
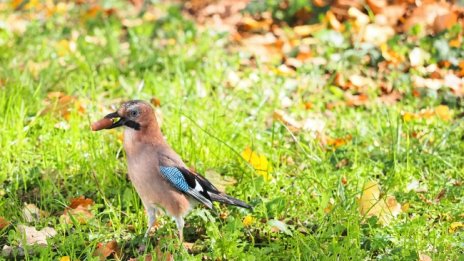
[0,2,463,260]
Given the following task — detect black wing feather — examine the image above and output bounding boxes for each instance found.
[177,167,252,210]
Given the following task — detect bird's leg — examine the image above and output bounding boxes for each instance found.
[144,205,157,237]
[174,216,185,242]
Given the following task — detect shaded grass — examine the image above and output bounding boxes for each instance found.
[0,2,463,260]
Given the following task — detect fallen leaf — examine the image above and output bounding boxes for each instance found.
[61,205,93,224]
[150,97,161,107]
[18,225,57,246]
[433,11,458,34]
[402,2,451,34]
[204,170,237,192]
[237,16,272,32]
[273,110,301,132]
[268,219,292,236]
[69,196,94,209]
[59,256,71,261]
[326,10,343,32]
[0,217,10,229]
[449,222,463,233]
[241,147,272,180]
[22,203,48,222]
[327,134,352,148]
[435,105,452,121]
[345,93,369,106]
[359,181,402,225]
[93,240,121,261]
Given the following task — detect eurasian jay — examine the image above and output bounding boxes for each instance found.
[94,100,251,241]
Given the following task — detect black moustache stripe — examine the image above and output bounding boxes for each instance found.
[124,120,141,130]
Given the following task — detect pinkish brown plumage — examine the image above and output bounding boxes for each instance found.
[95,100,251,240]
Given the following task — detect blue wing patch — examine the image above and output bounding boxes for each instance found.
[159,166,213,209]
[159,166,190,192]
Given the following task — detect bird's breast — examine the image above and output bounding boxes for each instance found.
[125,149,192,217]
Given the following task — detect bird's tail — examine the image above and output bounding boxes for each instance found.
[209,193,253,210]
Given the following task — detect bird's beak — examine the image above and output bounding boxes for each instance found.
[104,111,125,129]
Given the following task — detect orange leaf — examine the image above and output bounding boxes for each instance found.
[327,134,352,148]
[150,97,161,107]
[0,217,10,229]
[326,10,343,32]
[69,196,94,209]
[93,240,120,261]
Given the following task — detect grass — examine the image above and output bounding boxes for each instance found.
[0,2,463,260]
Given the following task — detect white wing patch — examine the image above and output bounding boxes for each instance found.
[194,180,203,192]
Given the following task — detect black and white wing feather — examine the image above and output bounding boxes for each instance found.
[159,166,252,210]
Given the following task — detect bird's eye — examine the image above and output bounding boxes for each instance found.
[129,109,139,118]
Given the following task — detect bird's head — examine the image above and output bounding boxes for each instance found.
[103,100,156,131]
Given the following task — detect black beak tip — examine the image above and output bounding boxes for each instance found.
[104,111,125,129]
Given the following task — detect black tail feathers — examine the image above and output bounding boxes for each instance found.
[209,193,253,210]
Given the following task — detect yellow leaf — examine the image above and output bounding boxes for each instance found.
[56,39,70,57]
[449,221,463,233]
[435,105,452,121]
[402,112,417,122]
[359,181,401,225]
[242,215,254,227]
[241,147,272,180]
[60,256,71,261]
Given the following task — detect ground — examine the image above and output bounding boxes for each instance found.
[0,1,463,260]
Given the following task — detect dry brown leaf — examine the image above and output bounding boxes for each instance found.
[0,217,10,229]
[93,240,121,261]
[61,205,93,224]
[326,10,344,32]
[273,110,302,132]
[69,196,94,209]
[433,11,458,34]
[237,16,272,32]
[366,0,386,14]
[374,4,407,27]
[18,225,57,246]
[61,196,94,224]
[345,93,369,107]
[22,203,49,222]
[359,181,402,225]
[402,2,452,34]
[379,91,402,105]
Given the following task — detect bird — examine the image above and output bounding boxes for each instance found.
[94,100,252,241]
